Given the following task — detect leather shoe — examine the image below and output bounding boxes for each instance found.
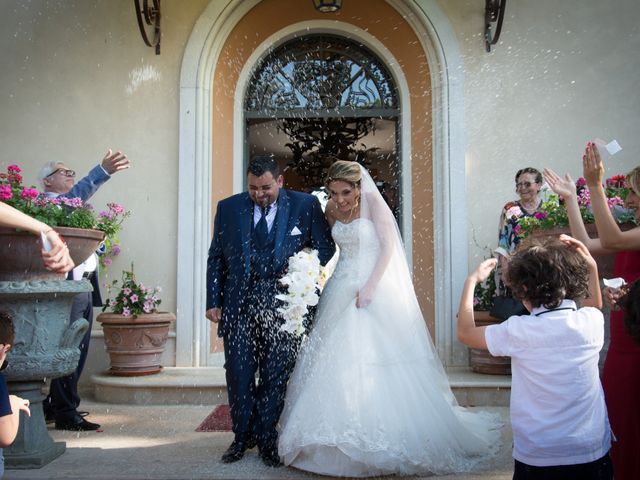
[55,416,100,431]
[221,440,248,463]
[260,448,282,468]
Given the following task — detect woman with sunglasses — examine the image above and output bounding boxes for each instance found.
[494,168,544,306]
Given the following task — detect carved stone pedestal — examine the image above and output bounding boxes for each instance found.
[1,280,91,469]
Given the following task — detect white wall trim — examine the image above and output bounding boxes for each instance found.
[177,0,468,367]
[177,0,261,367]
[388,0,468,364]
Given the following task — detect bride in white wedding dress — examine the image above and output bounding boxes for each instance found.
[277,160,501,477]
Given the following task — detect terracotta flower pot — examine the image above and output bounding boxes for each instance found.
[97,311,174,376]
[0,226,105,281]
[468,311,511,375]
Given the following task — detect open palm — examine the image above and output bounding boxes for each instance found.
[543,168,575,199]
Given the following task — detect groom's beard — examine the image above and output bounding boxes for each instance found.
[253,198,270,208]
[249,188,280,209]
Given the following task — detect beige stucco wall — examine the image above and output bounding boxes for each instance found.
[0,0,210,381]
[437,0,640,268]
[0,0,213,298]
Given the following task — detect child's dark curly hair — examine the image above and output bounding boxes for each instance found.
[0,310,15,346]
[620,280,640,345]
[505,236,590,309]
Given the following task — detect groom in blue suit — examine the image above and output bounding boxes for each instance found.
[206,155,335,467]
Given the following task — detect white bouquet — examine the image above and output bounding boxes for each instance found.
[276,249,322,336]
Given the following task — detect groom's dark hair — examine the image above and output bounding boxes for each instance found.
[247,155,280,178]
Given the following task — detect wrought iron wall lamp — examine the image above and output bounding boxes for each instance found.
[312,0,343,13]
[485,0,506,52]
[134,0,161,55]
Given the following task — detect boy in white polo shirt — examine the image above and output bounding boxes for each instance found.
[457,234,612,480]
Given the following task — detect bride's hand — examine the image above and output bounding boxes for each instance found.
[356,284,375,308]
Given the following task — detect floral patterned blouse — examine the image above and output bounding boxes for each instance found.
[496,200,540,256]
[495,200,541,295]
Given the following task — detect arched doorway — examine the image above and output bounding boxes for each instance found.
[177,0,469,369]
[244,34,401,221]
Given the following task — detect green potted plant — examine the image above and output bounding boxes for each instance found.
[97,266,174,376]
[515,175,637,238]
[512,175,636,278]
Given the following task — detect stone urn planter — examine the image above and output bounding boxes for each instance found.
[97,312,174,376]
[0,227,106,468]
[0,226,105,281]
[468,311,511,375]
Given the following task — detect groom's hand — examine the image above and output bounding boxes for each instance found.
[206,308,222,323]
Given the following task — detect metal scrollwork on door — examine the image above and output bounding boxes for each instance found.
[245,35,398,117]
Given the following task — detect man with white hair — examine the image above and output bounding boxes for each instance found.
[39,149,129,198]
[40,149,130,431]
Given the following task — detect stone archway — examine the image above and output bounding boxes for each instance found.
[176,0,469,368]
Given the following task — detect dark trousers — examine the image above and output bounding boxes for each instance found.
[513,453,613,480]
[46,291,93,421]
[223,280,301,451]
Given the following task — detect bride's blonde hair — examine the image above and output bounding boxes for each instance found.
[325,160,362,189]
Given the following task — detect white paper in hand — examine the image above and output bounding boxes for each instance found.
[605,139,622,156]
[41,231,52,252]
[603,277,626,289]
[594,138,622,161]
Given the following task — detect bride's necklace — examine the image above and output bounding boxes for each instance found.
[338,205,360,224]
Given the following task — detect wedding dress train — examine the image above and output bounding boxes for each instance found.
[278,217,501,477]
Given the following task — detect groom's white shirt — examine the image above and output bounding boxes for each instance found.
[253,202,277,232]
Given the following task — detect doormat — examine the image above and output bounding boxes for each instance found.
[196,404,232,432]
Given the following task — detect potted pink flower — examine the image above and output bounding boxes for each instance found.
[97,266,174,376]
[0,163,129,275]
[516,175,637,238]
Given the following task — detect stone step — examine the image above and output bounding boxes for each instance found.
[91,367,228,406]
[448,367,511,407]
[92,366,511,406]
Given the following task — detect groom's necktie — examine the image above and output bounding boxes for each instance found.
[255,205,271,247]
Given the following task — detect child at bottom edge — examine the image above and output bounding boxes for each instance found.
[0,311,31,478]
[457,234,612,480]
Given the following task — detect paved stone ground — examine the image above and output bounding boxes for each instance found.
[4,401,513,480]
